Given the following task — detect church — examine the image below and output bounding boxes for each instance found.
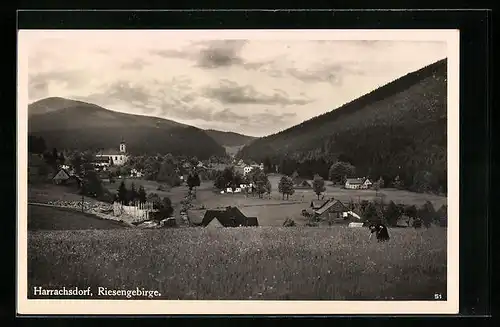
[95,139,129,166]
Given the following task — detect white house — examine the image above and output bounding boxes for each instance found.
[361,179,373,189]
[345,178,365,189]
[93,157,111,171]
[96,140,129,166]
[345,178,372,190]
[243,166,253,176]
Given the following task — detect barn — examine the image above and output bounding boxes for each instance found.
[344,178,364,189]
[198,206,259,228]
[310,199,328,210]
[313,199,359,224]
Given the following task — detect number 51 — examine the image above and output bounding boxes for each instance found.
[434,293,442,300]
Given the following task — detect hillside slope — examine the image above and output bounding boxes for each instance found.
[28,98,226,159]
[237,59,448,193]
[204,130,256,147]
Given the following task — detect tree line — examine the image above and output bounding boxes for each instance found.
[348,199,448,228]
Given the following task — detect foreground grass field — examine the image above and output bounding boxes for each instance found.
[28,227,447,300]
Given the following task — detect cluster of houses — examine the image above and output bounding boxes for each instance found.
[233,159,264,177]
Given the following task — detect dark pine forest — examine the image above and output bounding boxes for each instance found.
[237,59,448,195]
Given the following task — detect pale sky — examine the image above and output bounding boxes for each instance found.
[25,31,448,137]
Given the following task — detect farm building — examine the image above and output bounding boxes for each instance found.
[310,199,328,210]
[52,168,82,188]
[314,199,359,224]
[295,179,312,189]
[190,206,259,228]
[52,168,71,185]
[345,178,372,190]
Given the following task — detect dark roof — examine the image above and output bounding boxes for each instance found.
[201,206,258,227]
[245,217,259,226]
[97,149,124,156]
[310,200,328,209]
[345,178,364,184]
[315,199,349,215]
[93,157,111,163]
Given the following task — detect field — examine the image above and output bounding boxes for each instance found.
[28,205,128,231]
[26,175,448,301]
[28,226,447,300]
[29,173,447,227]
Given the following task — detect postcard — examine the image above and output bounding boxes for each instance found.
[17,28,459,315]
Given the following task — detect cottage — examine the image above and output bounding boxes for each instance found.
[344,178,365,190]
[361,178,373,189]
[93,157,111,171]
[95,139,128,166]
[52,168,82,188]
[243,165,253,176]
[52,168,71,185]
[296,179,312,189]
[314,199,351,223]
[310,199,328,210]
[197,206,259,228]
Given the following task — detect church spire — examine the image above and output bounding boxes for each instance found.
[119,137,126,153]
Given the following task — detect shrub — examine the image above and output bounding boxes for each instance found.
[97,190,114,204]
[283,217,296,227]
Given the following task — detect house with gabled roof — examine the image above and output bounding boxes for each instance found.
[191,206,259,228]
[314,199,355,224]
[345,177,372,190]
[52,168,82,188]
[295,179,312,189]
[310,199,328,210]
[52,168,71,185]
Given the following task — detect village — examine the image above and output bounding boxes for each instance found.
[28,137,448,231]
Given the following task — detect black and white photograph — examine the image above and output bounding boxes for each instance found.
[17,29,459,315]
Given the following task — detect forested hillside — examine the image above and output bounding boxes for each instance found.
[28,97,226,159]
[205,130,256,147]
[237,59,447,194]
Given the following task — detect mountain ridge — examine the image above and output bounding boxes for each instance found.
[28,98,245,159]
[237,58,448,194]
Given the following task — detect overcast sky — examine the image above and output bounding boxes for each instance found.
[25,31,448,137]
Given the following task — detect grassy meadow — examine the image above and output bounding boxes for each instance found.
[28,205,128,231]
[26,176,448,301]
[28,173,447,228]
[28,226,447,300]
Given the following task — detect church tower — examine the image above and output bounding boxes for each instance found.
[119,138,126,153]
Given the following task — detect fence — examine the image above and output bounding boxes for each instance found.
[113,201,156,221]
